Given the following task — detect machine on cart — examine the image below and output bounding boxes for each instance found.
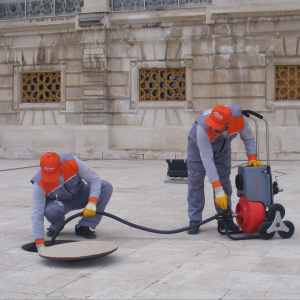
[218,110,295,240]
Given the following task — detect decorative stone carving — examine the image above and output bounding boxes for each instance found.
[0,0,83,20]
[112,0,211,11]
[0,0,25,20]
[139,68,186,101]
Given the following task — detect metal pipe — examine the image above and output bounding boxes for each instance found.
[249,116,259,161]
[263,118,270,166]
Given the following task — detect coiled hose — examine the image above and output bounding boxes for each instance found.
[49,212,216,246]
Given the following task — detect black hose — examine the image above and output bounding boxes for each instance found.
[49,211,216,246]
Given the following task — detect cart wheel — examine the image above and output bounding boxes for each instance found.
[268,204,285,221]
[278,221,295,239]
[258,222,276,240]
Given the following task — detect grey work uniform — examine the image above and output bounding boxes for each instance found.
[31,154,112,240]
[187,105,256,223]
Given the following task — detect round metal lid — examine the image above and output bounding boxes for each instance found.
[38,241,118,261]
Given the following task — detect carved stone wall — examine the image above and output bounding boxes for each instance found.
[1,0,300,159]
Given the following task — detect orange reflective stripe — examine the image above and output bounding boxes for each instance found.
[205,128,221,142]
[212,180,221,188]
[35,238,44,245]
[39,181,61,196]
[227,116,244,136]
[88,197,98,204]
[248,154,256,161]
[61,159,78,181]
[205,116,244,141]
[39,159,78,195]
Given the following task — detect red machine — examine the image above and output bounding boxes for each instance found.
[218,110,295,240]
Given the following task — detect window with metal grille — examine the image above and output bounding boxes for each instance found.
[275,66,300,100]
[22,72,61,103]
[139,68,186,101]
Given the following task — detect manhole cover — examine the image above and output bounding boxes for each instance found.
[38,240,118,261]
[22,240,118,261]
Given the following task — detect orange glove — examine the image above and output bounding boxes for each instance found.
[83,197,97,217]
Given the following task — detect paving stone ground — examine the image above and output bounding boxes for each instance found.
[0,158,299,299]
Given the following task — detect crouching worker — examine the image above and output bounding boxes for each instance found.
[187,105,263,235]
[31,152,113,253]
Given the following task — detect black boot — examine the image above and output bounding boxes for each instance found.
[218,220,240,232]
[47,226,64,237]
[187,221,200,235]
[47,228,57,237]
[75,225,96,239]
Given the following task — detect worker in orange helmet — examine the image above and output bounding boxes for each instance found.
[31,153,113,253]
[186,105,263,234]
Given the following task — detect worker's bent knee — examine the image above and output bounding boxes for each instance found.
[44,202,65,220]
[102,181,113,196]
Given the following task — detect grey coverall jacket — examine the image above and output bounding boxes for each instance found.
[187,105,256,222]
[31,154,112,241]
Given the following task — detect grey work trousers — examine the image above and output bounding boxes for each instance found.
[187,153,232,223]
[44,180,113,231]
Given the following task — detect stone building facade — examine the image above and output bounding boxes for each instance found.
[0,0,300,160]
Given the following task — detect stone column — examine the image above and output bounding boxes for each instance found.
[81,0,110,13]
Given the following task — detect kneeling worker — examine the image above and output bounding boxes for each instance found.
[31,152,113,252]
[187,105,263,234]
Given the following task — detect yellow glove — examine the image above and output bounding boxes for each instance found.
[214,186,228,210]
[247,160,264,167]
[83,202,96,218]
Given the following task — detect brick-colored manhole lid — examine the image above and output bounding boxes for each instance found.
[39,241,118,261]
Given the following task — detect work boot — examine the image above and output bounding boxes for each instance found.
[218,220,240,232]
[47,228,56,237]
[47,226,64,237]
[187,221,200,235]
[75,225,96,239]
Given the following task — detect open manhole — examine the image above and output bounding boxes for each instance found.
[21,240,118,261]
[22,240,78,252]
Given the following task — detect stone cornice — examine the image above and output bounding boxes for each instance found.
[0,15,76,35]
[109,8,207,27]
[209,7,300,21]
[1,4,300,34]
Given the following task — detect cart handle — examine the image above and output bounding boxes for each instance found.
[242,110,263,120]
[242,109,270,167]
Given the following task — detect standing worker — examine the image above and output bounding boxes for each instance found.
[187,105,263,234]
[31,152,113,252]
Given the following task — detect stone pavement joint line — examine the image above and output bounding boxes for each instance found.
[0,159,299,299]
